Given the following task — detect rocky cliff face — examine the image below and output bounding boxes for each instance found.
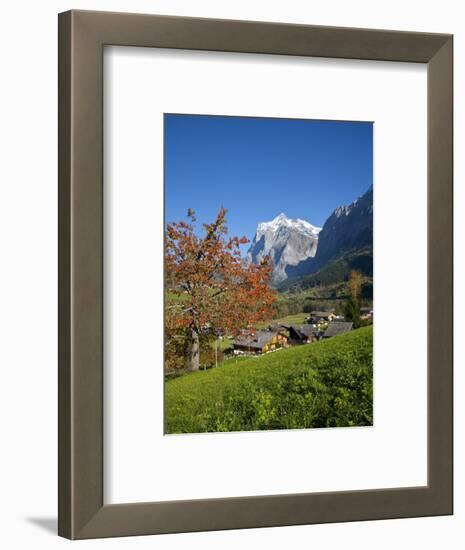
[246,213,321,284]
[285,186,373,279]
[314,186,373,266]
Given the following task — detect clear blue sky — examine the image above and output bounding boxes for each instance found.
[164,114,372,251]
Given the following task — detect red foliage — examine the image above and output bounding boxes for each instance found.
[165,208,277,369]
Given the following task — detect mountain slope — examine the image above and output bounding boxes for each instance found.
[246,213,321,284]
[278,246,373,293]
[285,186,373,280]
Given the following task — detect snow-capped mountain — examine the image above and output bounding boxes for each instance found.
[246,213,321,283]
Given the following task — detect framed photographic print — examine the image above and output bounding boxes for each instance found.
[58,10,453,539]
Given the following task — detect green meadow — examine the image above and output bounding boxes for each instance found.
[165,326,373,434]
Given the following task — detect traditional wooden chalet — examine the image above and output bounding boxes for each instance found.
[233,330,288,354]
[308,310,336,324]
[323,321,353,338]
[287,325,321,345]
[360,307,374,320]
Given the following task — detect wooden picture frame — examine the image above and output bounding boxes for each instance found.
[58,9,453,539]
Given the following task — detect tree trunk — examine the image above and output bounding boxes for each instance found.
[187,328,200,371]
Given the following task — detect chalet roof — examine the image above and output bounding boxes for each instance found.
[233,330,280,350]
[323,321,353,338]
[287,326,307,341]
[287,324,319,341]
[297,324,318,337]
[268,323,286,332]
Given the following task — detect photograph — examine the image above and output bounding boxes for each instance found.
[164,114,374,434]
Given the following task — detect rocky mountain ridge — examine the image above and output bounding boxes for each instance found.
[247,186,373,284]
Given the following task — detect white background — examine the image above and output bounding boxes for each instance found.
[105,47,427,503]
[0,1,463,549]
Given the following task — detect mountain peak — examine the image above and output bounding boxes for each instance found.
[247,187,373,285]
[258,213,321,236]
[247,213,321,283]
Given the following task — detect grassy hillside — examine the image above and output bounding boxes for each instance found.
[165,326,373,434]
[256,312,309,328]
[278,247,373,294]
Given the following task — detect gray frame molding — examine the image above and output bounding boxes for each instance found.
[58,9,453,539]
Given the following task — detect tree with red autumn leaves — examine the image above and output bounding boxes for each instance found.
[165,207,277,371]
